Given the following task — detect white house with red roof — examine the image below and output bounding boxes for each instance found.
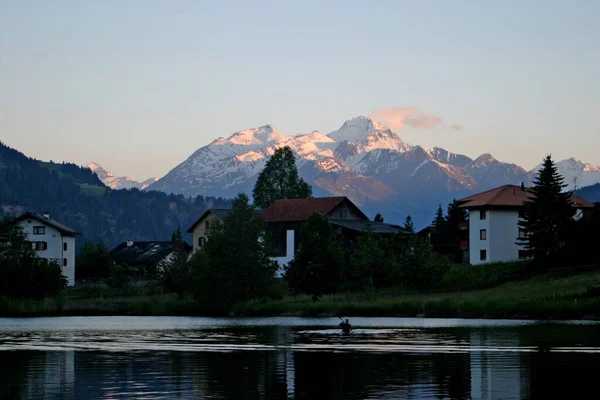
[12,212,79,286]
[457,184,593,265]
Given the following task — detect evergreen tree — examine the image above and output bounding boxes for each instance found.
[432,204,445,228]
[284,213,345,295]
[374,213,384,223]
[518,155,575,264]
[404,215,415,234]
[445,199,468,262]
[252,146,312,209]
[191,193,277,311]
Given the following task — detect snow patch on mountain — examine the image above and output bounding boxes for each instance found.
[87,162,157,190]
[530,157,600,190]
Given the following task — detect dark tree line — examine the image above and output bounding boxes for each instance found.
[0,141,231,250]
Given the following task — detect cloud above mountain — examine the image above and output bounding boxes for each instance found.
[370,107,443,131]
[370,107,463,133]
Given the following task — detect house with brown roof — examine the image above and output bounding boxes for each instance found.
[262,196,406,274]
[186,209,232,254]
[457,184,593,265]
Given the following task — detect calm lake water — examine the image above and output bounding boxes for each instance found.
[1,317,599,399]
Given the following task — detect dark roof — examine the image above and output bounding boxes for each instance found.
[262,197,368,222]
[110,241,192,266]
[457,184,594,209]
[186,209,232,233]
[329,219,408,235]
[13,212,79,236]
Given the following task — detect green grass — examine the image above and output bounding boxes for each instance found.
[231,269,600,319]
[79,183,106,197]
[3,268,600,319]
[38,161,64,176]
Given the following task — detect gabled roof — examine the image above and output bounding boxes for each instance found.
[186,209,231,233]
[261,197,368,222]
[13,212,79,237]
[110,241,192,266]
[329,219,408,235]
[457,184,593,209]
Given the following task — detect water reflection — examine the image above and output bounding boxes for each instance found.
[1,317,599,399]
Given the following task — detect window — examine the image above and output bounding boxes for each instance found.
[198,237,206,247]
[33,226,45,235]
[339,210,347,219]
[518,229,527,240]
[479,210,486,220]
[63,242,68,251]
[33,241,47,251]
[480,249,487,261]
[480,229,487,240]
[63,258,67,267]
[518,250,532,260]
[205,220,210,230]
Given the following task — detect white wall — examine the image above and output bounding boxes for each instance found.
[488,210,525,263]
[271,230,295,277]
[469,209,528,266]
[17,218,76,286]
[469,209,490,265]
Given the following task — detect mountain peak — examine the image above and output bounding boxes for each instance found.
[327,116,388,142]
[87,162,115,179]
[226,125,287,146]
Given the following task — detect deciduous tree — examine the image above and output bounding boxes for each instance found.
[252,146,312,209]
[285,213,344,295]
[191,193,277,311]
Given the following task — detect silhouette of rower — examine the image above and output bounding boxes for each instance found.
[339,319,352,335]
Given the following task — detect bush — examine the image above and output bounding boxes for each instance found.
[440,261,528,290]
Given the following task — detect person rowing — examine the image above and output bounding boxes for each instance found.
[339,318,352,335]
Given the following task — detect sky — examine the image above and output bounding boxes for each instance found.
[1,0,599,180]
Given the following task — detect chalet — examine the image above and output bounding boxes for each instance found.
[457,184,593,265]
[11,212,79,286]
[187,209,231,254]
[110,241,192,277]
[261,196,406,274]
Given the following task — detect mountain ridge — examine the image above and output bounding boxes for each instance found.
[145,116,600,226]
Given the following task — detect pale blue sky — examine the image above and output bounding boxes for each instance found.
[1,0,599,179]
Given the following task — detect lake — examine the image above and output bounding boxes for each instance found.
[1,317,599,399]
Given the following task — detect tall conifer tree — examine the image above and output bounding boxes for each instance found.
[518,155,575,263]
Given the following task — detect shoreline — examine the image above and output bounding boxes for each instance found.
[2,268,599,320]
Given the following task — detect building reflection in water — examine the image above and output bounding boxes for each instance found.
[469,329,530,400]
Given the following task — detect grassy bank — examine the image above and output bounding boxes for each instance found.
[1,268,600,319]
[231,269,600,320]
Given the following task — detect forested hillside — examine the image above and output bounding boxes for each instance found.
[578,183,600,204]
[0,141,231,249]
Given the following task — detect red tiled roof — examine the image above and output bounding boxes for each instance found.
[262,197,360,222]
[457,184,593,209]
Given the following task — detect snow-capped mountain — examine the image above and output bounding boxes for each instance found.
[146,116,544,227]
[88,162,157,190]
[529,157,600,190]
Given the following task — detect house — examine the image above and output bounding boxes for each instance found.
[261,196,407,274]
[457,184,593,265]
[110,240,192,277]
[11,212,79,286]
[186,209,231,254]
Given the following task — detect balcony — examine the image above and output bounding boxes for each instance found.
[459,240,469,250]
[458,222,469,230]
